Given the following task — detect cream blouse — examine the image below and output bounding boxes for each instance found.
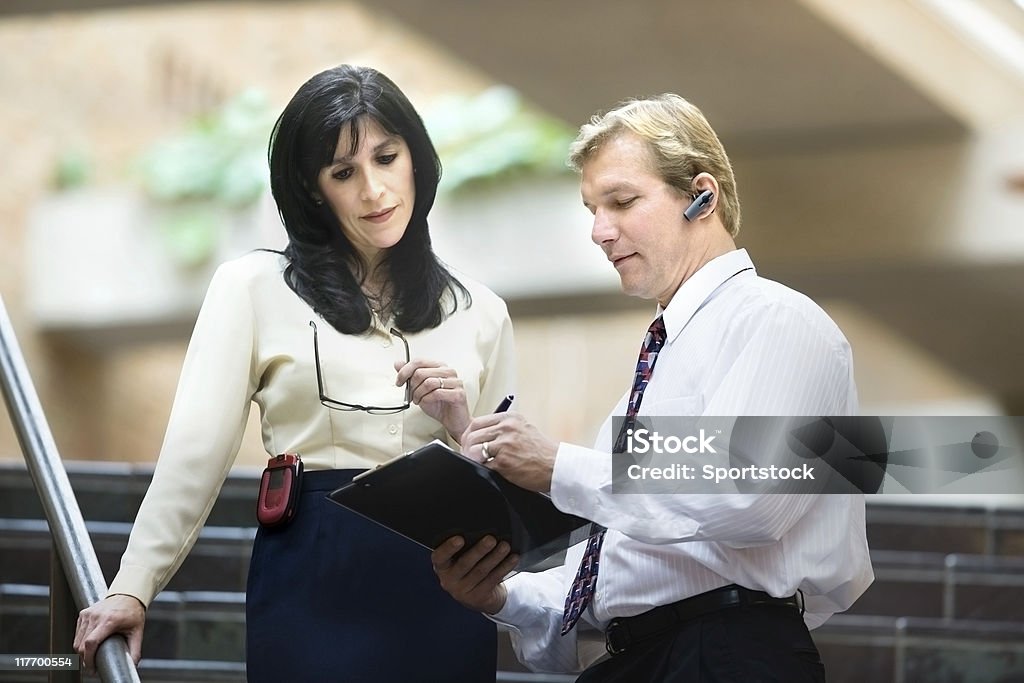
[107,250,516,606]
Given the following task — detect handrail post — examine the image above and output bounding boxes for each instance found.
[50,542,80,683]
[0,295,140,683]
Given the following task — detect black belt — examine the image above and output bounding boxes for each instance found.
[604,584,802,656]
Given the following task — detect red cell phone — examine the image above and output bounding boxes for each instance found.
[257,452,303,528]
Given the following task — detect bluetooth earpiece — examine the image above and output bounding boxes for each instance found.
[683,189,714,222]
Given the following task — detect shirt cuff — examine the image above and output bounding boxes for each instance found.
[106,565,160,608]
[550,442,611,519]
[490,571,535,627]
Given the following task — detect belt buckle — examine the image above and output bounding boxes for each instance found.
[605,618,626,656]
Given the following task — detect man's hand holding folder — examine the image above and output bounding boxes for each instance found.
[432,534,516,615]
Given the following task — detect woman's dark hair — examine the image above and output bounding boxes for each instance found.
[268,64,469,334]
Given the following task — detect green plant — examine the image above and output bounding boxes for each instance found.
[136,88,276,267]
[138,88,274,206]
[51,147,92,191]
[424,86,576,195]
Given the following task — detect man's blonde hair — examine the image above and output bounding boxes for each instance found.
[568,94,741,236]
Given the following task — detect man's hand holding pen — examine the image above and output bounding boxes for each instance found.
[461,404,559,493]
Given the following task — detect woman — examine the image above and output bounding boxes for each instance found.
[74,64,515,682]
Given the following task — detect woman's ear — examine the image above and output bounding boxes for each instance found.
[302,178,325,206]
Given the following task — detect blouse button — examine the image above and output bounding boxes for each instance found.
[388,424,399,435]
[382,339,393,348]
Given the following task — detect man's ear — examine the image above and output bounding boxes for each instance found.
[683,173,719,222]
[684,190,714,222]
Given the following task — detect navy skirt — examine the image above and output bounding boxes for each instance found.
[246,470,497,682]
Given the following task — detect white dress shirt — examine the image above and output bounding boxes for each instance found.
[107,250,516,606]
[495,249,873,673]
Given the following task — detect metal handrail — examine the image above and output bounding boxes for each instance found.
[0,295,140,682]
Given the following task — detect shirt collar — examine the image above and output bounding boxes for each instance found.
[656,248,756,341]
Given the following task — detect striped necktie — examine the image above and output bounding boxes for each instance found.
[561,315,668,635]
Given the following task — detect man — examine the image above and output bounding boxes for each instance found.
[433,94,873,682]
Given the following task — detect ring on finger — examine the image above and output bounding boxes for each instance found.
[438,377,446,390]
[482,441,496,463]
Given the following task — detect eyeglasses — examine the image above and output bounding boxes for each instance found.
[309,320,412,414]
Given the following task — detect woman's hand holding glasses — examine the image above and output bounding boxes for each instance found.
[394,358,470,442]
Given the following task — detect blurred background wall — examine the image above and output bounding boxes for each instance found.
[0,0,1022,472]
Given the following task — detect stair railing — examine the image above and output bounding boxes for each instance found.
[0,295,140,683]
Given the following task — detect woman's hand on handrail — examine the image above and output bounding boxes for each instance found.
[74,594,145,673]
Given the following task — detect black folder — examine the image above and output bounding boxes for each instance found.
[328,440,595,572]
